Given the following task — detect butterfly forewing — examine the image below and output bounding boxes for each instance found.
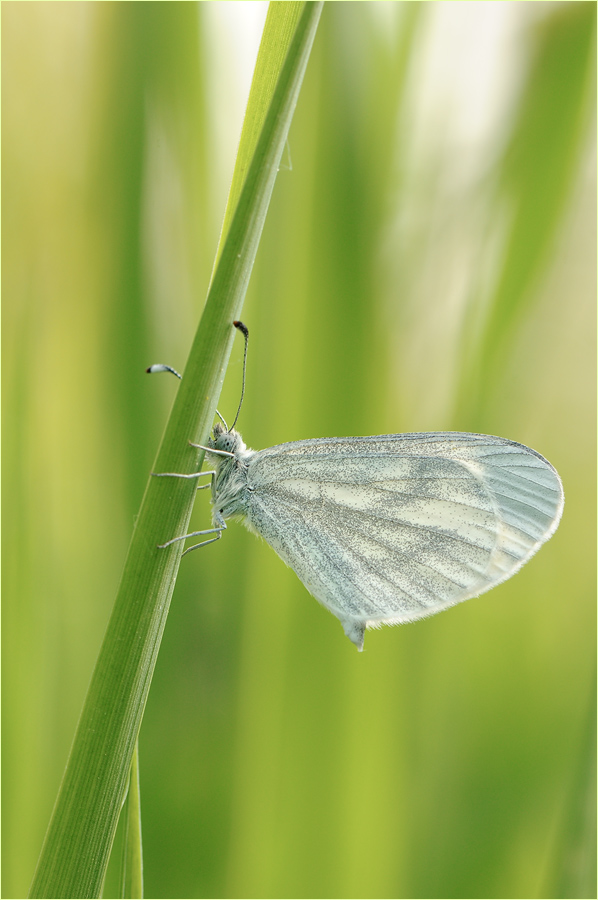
[244,433,563,648]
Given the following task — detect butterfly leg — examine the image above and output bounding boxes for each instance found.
[157,509,227,555]
[152,469,216,491]
[188,441,234,459]
[182,525,226,555]
[195,473,215,490]
[151,469,215,481]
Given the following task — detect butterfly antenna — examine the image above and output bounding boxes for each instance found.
[146,364,182,379]
[229,320,249,432]
[146,363,228,427]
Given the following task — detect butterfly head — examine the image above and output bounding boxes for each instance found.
[210,421,246,457]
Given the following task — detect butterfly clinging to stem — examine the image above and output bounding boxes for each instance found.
[148,321,564,651]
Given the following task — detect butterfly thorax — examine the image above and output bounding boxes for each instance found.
[208,424,255,525]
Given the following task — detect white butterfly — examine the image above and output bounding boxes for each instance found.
[150,322,564,650]
[158,424,564,651]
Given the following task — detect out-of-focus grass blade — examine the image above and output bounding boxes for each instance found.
[28,4,322,897]
[120,742,143,899]
[545,678,597,899]
[458,2,596,419]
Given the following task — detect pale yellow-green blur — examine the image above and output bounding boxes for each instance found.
[3,3,595,898]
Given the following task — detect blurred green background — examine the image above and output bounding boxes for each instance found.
[3,2,595,898]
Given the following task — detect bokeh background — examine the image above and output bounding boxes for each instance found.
[3,2,595,898]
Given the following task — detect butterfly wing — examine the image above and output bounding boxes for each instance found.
[244,433,564,650]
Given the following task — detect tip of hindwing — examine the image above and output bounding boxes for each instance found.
[343,619,365,652]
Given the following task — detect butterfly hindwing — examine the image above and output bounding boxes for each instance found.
[243,433,563,648]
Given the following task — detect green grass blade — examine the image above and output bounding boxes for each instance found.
[456,2,596,422]
[28,4,322,897]
[120,742,143,900]
[217,1,306,259]
[544,677,597,899]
